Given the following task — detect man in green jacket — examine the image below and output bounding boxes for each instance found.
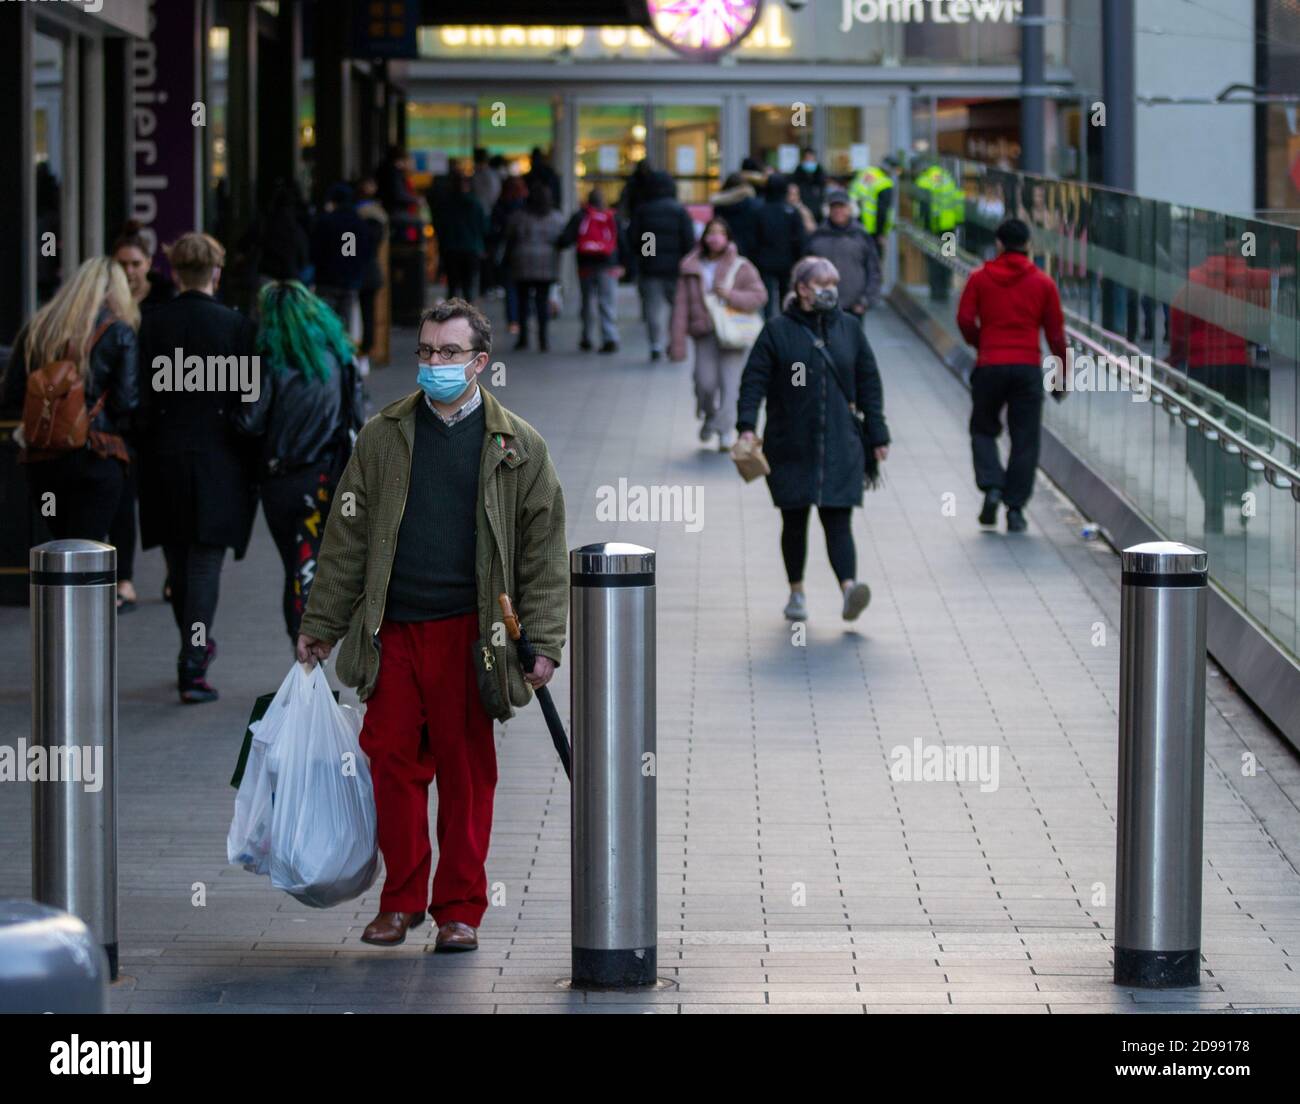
[296,298,568,952]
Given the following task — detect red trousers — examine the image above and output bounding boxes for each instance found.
[360,615,497,925]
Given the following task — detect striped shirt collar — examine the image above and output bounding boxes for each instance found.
[425,383,482,426]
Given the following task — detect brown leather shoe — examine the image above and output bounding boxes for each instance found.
[433,921,478,953]
[360,910,425,946]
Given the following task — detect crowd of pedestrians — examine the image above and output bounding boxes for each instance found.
[0,138,1088,958]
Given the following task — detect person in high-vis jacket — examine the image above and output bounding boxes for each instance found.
[848,157,897,257]
[914,161,965,303]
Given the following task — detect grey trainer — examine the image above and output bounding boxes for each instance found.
[841,581,872,621]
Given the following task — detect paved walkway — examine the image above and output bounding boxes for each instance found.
[3,293,1299,1013]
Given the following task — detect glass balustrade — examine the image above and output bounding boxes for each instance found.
[895,158,1300,662]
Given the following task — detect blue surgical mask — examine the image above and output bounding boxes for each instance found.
[417,358,475,404]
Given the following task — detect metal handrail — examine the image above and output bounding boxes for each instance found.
[898,223,1300,501]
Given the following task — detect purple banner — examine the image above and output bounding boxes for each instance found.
[131,0,199,269]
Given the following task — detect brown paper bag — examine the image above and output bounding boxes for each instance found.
[730,436,771,482]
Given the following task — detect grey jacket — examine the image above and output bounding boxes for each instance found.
[808,221,882,312]
[506,209,567,282]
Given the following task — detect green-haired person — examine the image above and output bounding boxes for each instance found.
[249,279,364,648]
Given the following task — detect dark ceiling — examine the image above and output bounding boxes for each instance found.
[420,0,649,26]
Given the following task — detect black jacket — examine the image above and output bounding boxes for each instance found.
[711,182,763,261]
[628,172,697,280]
[790,163,827,218]
[240,347,362,477]
[136,290,261,557]
[2,309,140,439]
[311,205,371,290]
[737,305,889,510]
[753,180,810,279]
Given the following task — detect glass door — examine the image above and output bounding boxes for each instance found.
[575,102,647,205]
[651,104,720,205]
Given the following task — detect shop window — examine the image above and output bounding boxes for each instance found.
[749,103,814,175]
[476,96,555,178]
[406,101,474,184]
[652,104,719,205]
[576,103,647,203]
[34,30,66,304]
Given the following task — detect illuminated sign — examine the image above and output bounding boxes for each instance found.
[840,0,1023,28]
[426,6,791,57]
[645,0,762,59]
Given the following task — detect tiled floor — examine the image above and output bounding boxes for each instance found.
[2,294,1298,1013]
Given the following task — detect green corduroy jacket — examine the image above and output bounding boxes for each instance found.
[299,386,568,719]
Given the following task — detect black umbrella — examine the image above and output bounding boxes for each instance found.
[498,593,571,780]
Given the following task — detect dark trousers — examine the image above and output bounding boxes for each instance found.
[1186,363,1269,532]
[260,459,337,644]
[970,363,1045,509]
[927,257,952,303]
[516,279,553,347]
[358,286,378,356]
[781,506,856,585]
[443,251,480,302]
[26,448,125,543]
[107,446,138,581]
[162,542,226,664]
[761,272,789,319]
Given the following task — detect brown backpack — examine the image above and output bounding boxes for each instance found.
[20,321,114,454]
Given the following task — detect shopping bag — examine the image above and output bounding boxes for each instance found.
[226,666,303,876]
[231,685,340,789]
[730,435,771,482]
[267,663,378,908]
[703,262,764,351]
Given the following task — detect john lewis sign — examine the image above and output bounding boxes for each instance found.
[840,0,1023,28]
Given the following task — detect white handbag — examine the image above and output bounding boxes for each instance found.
[704,259,764,351]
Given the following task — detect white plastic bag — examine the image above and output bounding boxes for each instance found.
[226,665,302,875]
[226,663,378,909]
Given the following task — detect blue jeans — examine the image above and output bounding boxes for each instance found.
[580,268,619,345]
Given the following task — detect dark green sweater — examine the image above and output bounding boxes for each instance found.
[384,398,484,622]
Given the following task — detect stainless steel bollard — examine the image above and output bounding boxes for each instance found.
[1114,541,1207,988]
[0,900,108,1012]
[570,542,656,988]
[30,540,118,981]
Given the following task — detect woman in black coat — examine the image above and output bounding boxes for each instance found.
[136,233,261,704]
[736,254,890,624]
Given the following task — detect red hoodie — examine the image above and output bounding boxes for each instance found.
[957,250,1067,367]
[1167,255,1271,368]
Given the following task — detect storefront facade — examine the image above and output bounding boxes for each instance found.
[399,1,1084,208]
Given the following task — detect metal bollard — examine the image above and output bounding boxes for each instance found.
[1114,541,1207,988]
[30,540,118,981]
[570,542,656,988]
[0,900,109,1012]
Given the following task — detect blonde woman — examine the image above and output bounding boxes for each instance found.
[2,256,140,558]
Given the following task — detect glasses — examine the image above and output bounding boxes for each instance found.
[417,344,482,362]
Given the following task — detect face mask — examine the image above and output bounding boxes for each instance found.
[417,358,475,404]
[813,286,839,312]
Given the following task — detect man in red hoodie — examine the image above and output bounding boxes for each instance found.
[1168,240,1272,533]
[956,218,1066,532]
